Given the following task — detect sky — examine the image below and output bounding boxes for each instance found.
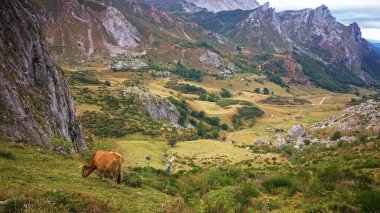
[257,0,380,43]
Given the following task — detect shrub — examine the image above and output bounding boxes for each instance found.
[220,88,232,98]
[50,136,73,150]
[216,100,252,107]
[3,198,29,213]
[235,183,260,206]
[168,137,177,147]
[0,150,15,160]
[331,131,342,141]
[262,177,295,194]
[123,172,143,188]
[355,190,380,212]
[208,187,241,212]
[236,106,264,119]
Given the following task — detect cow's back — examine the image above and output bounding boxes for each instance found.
[94,151,124,172]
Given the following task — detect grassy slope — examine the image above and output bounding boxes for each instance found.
[0,142,172,212]
[1,137,379,212]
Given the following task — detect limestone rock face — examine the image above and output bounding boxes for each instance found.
[0,0,86,152]
[124,87,180,127]
[102,7,140,48]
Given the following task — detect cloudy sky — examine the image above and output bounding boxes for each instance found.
[258,0,380,42]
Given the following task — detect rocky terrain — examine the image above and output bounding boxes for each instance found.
[124,87,181,127]
[311,99,380,134]
[0,0,86,152]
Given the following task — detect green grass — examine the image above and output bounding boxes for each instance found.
[0,143,171,212]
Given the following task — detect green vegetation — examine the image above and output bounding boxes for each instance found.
[220,88,232,98]
[50,136,73,150]
[260,96,311,105]
[294,53,365,92]
[180,41,220,55]
[67,71,103,86]
[171,63,203,82]
[216,99,253,107]
[232,105,264,129]
[165,81,206,95]
[1,124,379,212]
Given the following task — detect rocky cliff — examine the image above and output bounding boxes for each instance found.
[124,87,180,127]
[0,0,87,152]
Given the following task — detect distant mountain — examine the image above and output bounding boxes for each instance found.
[371,43,380,56]
[181,3,380,88]
[184,0,260,12]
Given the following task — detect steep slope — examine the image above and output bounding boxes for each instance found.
[185,3,380,87]
[31,0,141,64]
[187,3,289,53]
[185,0,260,12]
[0,0,86,152]
[279,5,380,82]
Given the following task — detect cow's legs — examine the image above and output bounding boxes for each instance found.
[99,172,105,181]
[111,172,116,188]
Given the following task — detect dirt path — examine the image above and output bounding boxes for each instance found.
[320,97,326,105]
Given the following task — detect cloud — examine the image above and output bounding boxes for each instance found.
[258,0,380,41]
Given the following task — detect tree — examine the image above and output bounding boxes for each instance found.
[254,88,260,94]
[168,137,177,147]
[220,88,232,98]
[199,93,207,101]
[221,123,229,131]
[263,88,270,95]
[104,81,111,86]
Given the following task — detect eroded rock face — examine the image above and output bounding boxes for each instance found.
[0,0,86,152]
[124,87,180,127]
[102,7,140,48]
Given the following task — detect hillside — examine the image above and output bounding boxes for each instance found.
[0,0,86,152]
[1,0,380,212]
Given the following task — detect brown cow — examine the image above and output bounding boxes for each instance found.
[81,151,125,189]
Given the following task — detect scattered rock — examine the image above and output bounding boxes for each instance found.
[287,125,308,138]
[311,99,380,134]
[254,138,270,145]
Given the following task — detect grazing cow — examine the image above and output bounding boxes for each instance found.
[81,151,125,189]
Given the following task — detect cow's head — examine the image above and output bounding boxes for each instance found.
[81,165,94,177]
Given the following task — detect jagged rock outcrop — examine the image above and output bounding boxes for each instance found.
[124,87,180,127]
[311,99,380,134]
[0,0,86,152]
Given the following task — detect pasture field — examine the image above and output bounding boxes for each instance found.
[0,142,171,212]
[1,136,379,212]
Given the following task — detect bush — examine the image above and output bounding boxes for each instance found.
[331,131,342,141]
[236,106,264,119]
[220,88,232,98]
[168,137,177,147]
[208,187,241,212]
[355,190,380,212]
[124,172,143,187]
[216,100,252,107]
[0,150,15,160]
[50,137,73,150]
[262,177,295,194]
